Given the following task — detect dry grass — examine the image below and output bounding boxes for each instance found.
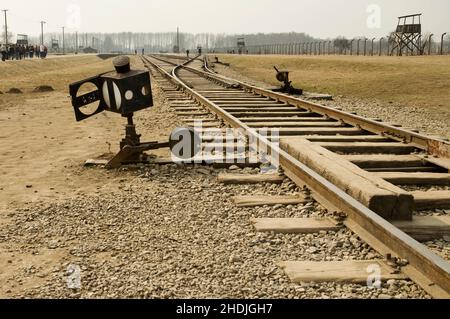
[0,55,114,94]
[215,54,450,114]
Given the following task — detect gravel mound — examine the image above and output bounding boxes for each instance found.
[33,85,55,93]
[6,88,23,94]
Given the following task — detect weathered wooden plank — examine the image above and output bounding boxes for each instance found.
[214,101,283,105]
[234,196,306,207]
[344,154,426,169]
[412,191,450,210]
[304,135,391,143]
[229,112,315,118]
[375,172,450,185]
[318,142,416,155]
[366,167,440,173]
[281,138,414,220]
[224,107,300,112]
[416,155,450,171]
[393,216,450,241]
[218,173,284,185]
[181,118,217,123]
[184,122,219,128]
[277,128,365,136]
[279,260,407,284]
[246,121,343,128]
[251,217,340,233]
[242,117,328,122]
[176,112,210,116]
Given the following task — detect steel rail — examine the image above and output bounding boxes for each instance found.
[143,54,450,298]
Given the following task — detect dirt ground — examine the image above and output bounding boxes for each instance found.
[0,55,180,296]
[0,55,171,212]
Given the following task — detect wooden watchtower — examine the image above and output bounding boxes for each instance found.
[237,37,246,54]
[390,14,422,56]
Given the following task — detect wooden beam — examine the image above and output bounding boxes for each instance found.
[223,107,301,112]
[416,155,450,171]
[375,172,450,185]
[366,167,440,173]
[304,135,391,143]
[218,173,285,185]
[279,260,408,284]
[277,128,365,136]
[228,112,316,117]
[318,142,417,155]
[251,217,340,233]
[412,191,450,210]
[281,138,414,220]
[241,117,328,122]
[233,196,306,207]
[344,154,426,169]
[246,121,344,128]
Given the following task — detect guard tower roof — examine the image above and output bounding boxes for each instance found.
[398,13,422,19]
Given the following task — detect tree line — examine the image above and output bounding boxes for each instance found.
[17,31,319,53]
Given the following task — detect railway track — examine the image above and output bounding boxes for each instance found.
[140,54,450,298]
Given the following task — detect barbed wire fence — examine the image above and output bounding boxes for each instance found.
[212,33,450,56]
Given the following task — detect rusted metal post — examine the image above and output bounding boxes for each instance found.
[371,38,376,56]
[441,33,447,55]
[379,38,384,56]
[428,34,434,55]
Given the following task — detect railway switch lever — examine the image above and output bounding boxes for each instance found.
[272,66,303,95]
[69,56,170,168]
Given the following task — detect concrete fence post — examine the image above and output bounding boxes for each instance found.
[441,33,447,55]
[428,34,434,55]
[379,38,384,56]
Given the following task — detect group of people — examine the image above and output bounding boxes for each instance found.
[0,44,48,61]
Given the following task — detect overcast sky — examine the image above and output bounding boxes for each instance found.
[2,0,449,38]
